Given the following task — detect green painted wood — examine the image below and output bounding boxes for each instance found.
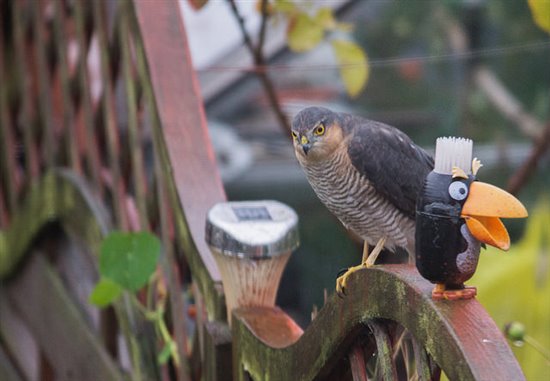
[232,265,525,381]
[0,170,109,279]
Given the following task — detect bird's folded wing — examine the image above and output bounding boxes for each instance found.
[347,118,434,219]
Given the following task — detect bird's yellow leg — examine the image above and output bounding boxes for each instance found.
[365,236,386,267]
[336,237,387,296]
[361,241,369,263]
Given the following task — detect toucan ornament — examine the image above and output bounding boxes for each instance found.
[415,137,528,300]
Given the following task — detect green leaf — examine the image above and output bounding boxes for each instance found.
[89,278,122,308]
[528,0,550,34]
[287,13,324,52]
[99,232,161,292]
[157,341,175,365]
[331,39,369,98]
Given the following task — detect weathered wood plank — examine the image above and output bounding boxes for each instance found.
[6,254,123,380]
[0,289,40,380]
[204,321,233,381]
[0,345,23,381]
[232,265,525,381]
[368,321,397,381]
[132,0,227,320]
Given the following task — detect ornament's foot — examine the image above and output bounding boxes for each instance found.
[336,237,386,297]
[432,284,477,301]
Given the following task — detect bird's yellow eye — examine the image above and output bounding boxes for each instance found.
[314,124,325,136]
[291,131,298,140]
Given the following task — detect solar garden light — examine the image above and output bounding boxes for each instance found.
[205,200,299,324]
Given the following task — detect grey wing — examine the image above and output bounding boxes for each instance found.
[347,117,434,219]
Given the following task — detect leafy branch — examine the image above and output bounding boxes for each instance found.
[89,232,179,371]
[192,0,369,135]
[226,0,292,135]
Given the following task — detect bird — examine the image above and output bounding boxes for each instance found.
[291,106,434,295]
[415,137,528,300]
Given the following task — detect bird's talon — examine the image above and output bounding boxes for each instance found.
[337,267,349,278]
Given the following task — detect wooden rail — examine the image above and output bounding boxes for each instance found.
[0,0,525,380]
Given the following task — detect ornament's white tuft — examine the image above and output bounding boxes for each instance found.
[434,137,472,175]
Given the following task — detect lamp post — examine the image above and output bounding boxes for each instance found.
[205,200,299,324]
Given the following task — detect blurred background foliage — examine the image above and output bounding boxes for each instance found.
[471,197,550,380]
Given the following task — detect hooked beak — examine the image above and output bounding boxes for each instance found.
[300,135,311,155]
[461,182,528,251]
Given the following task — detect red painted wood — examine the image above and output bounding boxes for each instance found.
[133,0,226,282]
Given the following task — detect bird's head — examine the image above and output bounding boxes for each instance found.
[291,107,344,162]
[417,138,528,251]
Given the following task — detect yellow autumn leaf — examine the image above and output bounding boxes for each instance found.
[272,0,296,14]
[331,40,369,98]
[528,0,550,34]
[288,13,324,52]
[315,8,336,29]
[188,0,208,11]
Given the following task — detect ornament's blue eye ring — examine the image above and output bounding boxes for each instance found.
[448,181,468,201]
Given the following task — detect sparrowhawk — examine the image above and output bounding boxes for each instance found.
[291,106,434,295]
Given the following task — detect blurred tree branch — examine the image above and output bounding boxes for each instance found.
[435,5,545,141]
[507,123,550,196]
[226,0,292,136]
[436,4,548,195]
[473,67,544,141]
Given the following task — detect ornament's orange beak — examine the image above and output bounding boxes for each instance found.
[461,182,527,251]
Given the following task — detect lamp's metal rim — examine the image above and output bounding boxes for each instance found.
[205,200,300,259]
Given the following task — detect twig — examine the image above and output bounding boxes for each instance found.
[435,5,545,141]
[507,122,550,195]
[256,0,269,61]
[226,0,292,136]
[474,66,544,140]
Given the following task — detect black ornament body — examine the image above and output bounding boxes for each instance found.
[415,171,480,288]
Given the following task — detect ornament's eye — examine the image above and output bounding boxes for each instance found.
[291,131,298,140]
[448,181,469,201]
[314,123,325,136]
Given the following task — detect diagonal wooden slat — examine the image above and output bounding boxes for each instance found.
[118,4,149,230]
[0,26,17,222]
[349,344,369,381]
[52,0,81,173]
[32,0,55,169]
[412,336,438,381]
[5,255,122,380]
[368,321,398,381]
[73,0,102,193]
[91,0,128,229]
[12,0,39,184]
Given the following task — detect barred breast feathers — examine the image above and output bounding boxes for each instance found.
[303,142,416,254]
